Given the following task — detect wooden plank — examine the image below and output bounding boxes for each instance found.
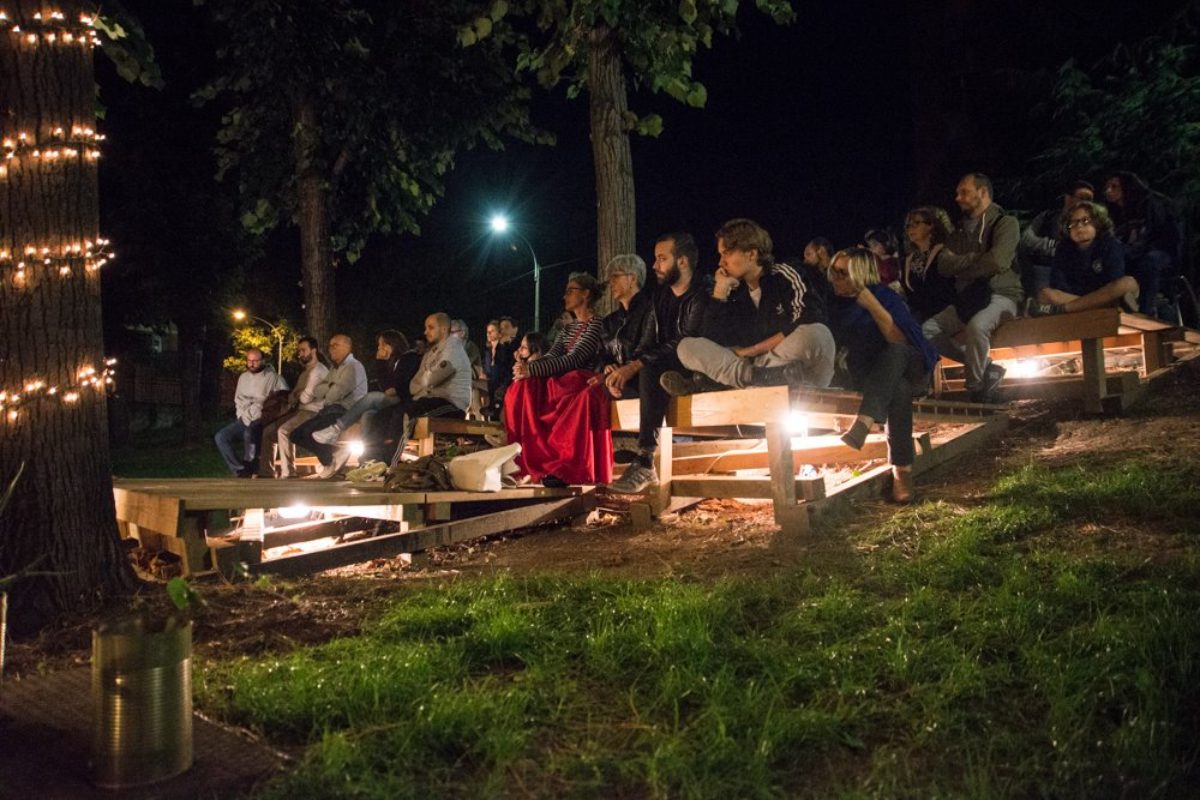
[610,397,641,431]
[1080,338,1108,414]
[651,425,673,515]
[670,434,891,474]
[669,385,791,427]
[112,486,184,537]
[1119,311,1179,332]
[764,421,797,526]
[912,417,1008,477]
[669,476,774,499]
[253,493,596,576]
[990,307,1120,348]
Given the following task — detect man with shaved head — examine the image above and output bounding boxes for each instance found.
[291,333,369,478]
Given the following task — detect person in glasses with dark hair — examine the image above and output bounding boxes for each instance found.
[1018,180,1095,299]
[1027,201,1139,317]
[900,206,957,323]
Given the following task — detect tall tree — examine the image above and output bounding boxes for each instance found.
[463,0,795,277]
[197,0,541,345]
[0,0,133,629]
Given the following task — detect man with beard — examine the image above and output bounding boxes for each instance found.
[215,347,287,477]
[606,232,708,494]
[255,336,329,478]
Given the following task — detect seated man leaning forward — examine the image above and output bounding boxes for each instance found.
[661,217,835,395]
[290,334,369,479]
[1027,201,1139,317]
[215,347,287,477]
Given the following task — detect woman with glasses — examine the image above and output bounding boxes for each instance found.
[1027,201,1138,316]
[827,247,939,503]
[900,206,957,323]
[504,272,611,487]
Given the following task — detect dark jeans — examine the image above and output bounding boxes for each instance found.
[1126,249,1172,317]
[852,342,928,467]
[634,359,674,453]
[214,418,262,474]
[291,405,348,466]
[367,396,465,465]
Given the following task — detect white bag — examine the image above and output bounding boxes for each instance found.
[448,443,522,492]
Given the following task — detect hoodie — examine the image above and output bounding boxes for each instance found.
[938,203,1023,305]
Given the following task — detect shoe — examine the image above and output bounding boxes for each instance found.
[839,419,870,450]
[236,465,256,478]
[891,465,913,504]
[660,370,721,396]
[1120,290,1140,314]
[541,474,568,488]
[312,424,342,445]
[608,462,658,494]
[978,362,1006,402]
[1027,301,1063,317]
[613,448,639,465]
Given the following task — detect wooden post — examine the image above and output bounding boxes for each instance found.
[765,421,807,532]
[1080,337,1107,414]
[649,425,673,516]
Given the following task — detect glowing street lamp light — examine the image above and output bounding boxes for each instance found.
[488,213,542,332]
[231,309,284,372]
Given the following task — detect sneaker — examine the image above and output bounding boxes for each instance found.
[660,370,720,396]
[608,462,658,494]
[312,424,342,445]
[1028,301,1063,317]
[1120,289,1140,314]
[971,362,1006,403]
[613,448,639,465]
[316,449,352,480]
[541,474,568,488]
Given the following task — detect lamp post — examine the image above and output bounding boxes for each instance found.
[231,310,284,372]
[489,214,542,332]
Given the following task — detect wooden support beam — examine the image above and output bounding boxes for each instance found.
[670,434,891,474]
[669,476,774,499]
[252,493,596,577]
[670,385,791,427]
[990,307,1120,348]
[651,425,673,516]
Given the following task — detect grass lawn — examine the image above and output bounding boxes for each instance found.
[196,457,1200,798]
[111,424,229,478]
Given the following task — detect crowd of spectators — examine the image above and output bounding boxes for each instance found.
[217,170,1187,503]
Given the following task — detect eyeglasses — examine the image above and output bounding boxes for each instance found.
[905,219,931,228]
[1067,217,1093,229]
[246,359,262,365]
[564,286,587,293]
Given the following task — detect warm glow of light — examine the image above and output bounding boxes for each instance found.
[231,309,247,321]
[489,214,509,233]
[276,504,311,521]
[348,440,366,458]
[786,411,810,438]
[1007,358,1041,379]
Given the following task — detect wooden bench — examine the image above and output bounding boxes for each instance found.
[611,384,1006,532]
[935,307,1188,413]
[412,416,503,456]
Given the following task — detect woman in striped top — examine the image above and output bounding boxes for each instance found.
[505,272,612,486]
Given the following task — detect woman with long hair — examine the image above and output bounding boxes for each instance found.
[1103,171,1180,316]
[827,247,939,503]
[900,206,957,323]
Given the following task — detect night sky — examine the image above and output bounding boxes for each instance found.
[96,0,1188,349]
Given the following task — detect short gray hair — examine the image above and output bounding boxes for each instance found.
[603,253,646,288]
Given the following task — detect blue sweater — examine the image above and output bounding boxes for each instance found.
[829,284,939,377]
[1050,233,1125,297]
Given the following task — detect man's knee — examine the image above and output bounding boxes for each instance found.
[677,337,704,366]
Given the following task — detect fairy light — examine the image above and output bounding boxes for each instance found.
[0,359,118,422]
[0,8,101,47]
[0,238,114,284]
[1,126,105,170]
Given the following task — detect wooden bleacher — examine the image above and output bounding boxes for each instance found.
[934,308,1200,413]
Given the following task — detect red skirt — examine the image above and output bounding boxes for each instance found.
[504,370,613,485]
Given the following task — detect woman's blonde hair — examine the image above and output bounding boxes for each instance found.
[829,246,881,294]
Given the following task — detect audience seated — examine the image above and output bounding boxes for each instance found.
[310,330,416,445]
[864,228,902,287]
[594,254,656,399]
[1104,171,1182,318]
[663,218,835,395]
[828,247,939,503]
[607,231,708,494]
[803,237,834,277]
[255,336,328,478]
[505,273,610,486]
[921,173,1023,403]
[214,347,287,477]
[900,206,957,323]
[289,334,370,479]
[1028,201,1139,316]
[451,319,484,379]
[482,319,514,418]
[1018,180,1095,298]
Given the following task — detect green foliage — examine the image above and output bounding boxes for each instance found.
[223,317,301,373]
[195,0,540,263]
[463,0,795,131]
[95,1,164,90]
[166,577,202,611]
[198,456,1200,798]
[1023,39,1200,207]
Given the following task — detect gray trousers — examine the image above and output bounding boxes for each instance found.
[921,295,1018,390]
[677,324,836,388]
[276,409,317,477]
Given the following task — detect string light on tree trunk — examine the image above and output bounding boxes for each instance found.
[0,359,118,423]
[0,9,101,46]
[0,238,113,284]
[2,126,105,167]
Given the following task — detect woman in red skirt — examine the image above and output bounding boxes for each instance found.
[504,272,611,486]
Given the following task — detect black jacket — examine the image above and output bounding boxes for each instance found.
[638,277,709,368]
[600,288,656,369]
[702,262,826,347]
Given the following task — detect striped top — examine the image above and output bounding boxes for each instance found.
[526,317,604,378]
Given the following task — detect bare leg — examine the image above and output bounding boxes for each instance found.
[1038,276,1139,314]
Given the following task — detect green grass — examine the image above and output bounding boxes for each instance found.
[111,423,229,478]
[198,458,1200,798]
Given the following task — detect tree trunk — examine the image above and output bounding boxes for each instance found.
[588,26,636,314]
[0,0,134,632]
[293,98,335,346]
[176,319,206,441]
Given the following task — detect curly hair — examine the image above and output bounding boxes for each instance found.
[1063,200,1114,235]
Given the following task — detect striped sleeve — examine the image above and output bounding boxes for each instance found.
[526,318,604,378]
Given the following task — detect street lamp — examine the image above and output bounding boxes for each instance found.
[489,214,542,332]
[231,309,284,372]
